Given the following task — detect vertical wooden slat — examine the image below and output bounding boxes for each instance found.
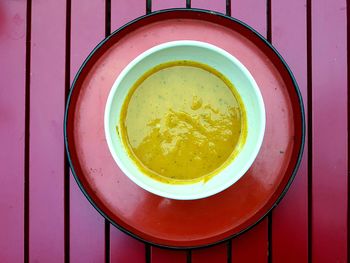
[230,1,268,262]
[29,0,66,261]
[192,243,227,263]
[69,0,106,262]
[64,2,71,261]
[109,229,146,262]
[109,1,146,261]
[231,220,268,261]
[70,0,105,81]
[0,1,26,262]
[231,0,266,36]
[151,248,188,263]
[348,1,350,259]
[111,0,145,31]
[312,0,348,262]
[270,0,308,262]
[152,0,186,10]
[191,0,226,13]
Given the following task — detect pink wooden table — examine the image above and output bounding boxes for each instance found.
[0,0,347,262]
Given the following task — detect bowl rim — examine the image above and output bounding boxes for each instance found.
[104,39,266,200]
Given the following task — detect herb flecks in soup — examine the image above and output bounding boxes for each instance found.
[120,61,246,184]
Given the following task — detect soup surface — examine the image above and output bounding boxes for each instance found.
[120,60,246,184]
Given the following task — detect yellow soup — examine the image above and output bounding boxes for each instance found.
[120,60,246,184]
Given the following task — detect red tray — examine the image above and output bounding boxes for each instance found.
[64,9,304,249]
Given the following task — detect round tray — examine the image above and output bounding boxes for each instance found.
[65,9,305,249]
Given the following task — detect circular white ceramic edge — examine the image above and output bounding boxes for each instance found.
[104,40,266,200]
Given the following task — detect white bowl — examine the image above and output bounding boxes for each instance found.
[105,40,265,200]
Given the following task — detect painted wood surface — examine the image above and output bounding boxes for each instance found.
[311,0,348,262]
[0,0,347,262]
[70,0,106,261]
[0,1,26,261]
[29,0,66,262]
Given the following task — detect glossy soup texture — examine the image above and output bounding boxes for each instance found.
[120,61,246,184]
